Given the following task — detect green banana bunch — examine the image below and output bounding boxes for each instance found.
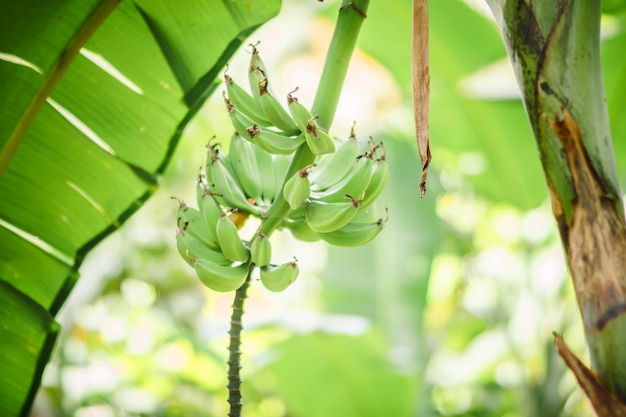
[283,164,315,209]
[260,258,299,292]
[175,44,392,293]
[193,258,250,292]
[317,208,388,247]
[216,210,250,263]
[304,193,363,233]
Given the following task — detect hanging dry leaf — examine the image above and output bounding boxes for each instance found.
[412,0,430,197]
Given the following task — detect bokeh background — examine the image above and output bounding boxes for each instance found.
[32,0,626,415]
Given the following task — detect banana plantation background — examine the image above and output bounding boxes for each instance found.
[3,0,626,416]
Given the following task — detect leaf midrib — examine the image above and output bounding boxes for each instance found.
[0,0,121,178]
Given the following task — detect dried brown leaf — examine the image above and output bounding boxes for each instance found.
[554,333,626,417]
[412,0,430,197]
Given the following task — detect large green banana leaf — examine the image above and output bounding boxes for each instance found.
[0,1,280,415]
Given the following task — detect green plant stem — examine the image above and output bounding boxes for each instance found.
[260,0,369,237]
[227,274,250,417]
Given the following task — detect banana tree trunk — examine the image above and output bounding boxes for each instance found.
[484,0,626,413]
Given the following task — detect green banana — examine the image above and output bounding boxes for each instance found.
[216,211,250,263]
[304,117,336,155]
[258,78,299,133]
[311,155,373,203]
[268,154,292,203]
[254,129,305,155]
[224,73,271,126]
[317,208,388,247]
[229,132,264,203]
[304,194,363,233]
[193,258,249,292]
[176,228,231,266]
[283,164,315,209]
[174,198,219,251]
[195,181,222,245]
[250,229,272,267]
[287,89,314,132]
[309,137,360,191]
[206,149,259,215]
[248,44,271,103]
[282,217,321,242]
[360,154,389,210]
[225,94,303,155]
[224,93,262,142]
[252,144,276,206]
[260,259,299,292]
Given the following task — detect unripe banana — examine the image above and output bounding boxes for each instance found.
[248,44,271,102]
[224,91,304,155]
[268,154,292,203]
[283,164,315,209]
[309,137,360,192]
[253,145,276,206]
[360,155,389,210]
[254,128,305,155]
[204,140,222,183]
[317,208,388,247]
[258,78,299,133]
[174,197,220,251]
[250,229,272,267]
[304,117,336,155]
[176,228,231,266]
[283,217,321,242]
[225,73,271,126]
[229,132,263,202]
[311,155,373,203]
[206,149,259,215]
[224,93,263,141]
[287,89,314,132]
[196,184,223,243]
[260,258,299,292]
[193,258,250,292]
[304,193,363,233]
[216,210,250,263]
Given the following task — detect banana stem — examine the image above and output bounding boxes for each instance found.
[260,0,369,237]
[227,275,250,417]
[312,0,369,129]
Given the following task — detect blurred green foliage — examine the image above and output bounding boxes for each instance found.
[34,0,626,416]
